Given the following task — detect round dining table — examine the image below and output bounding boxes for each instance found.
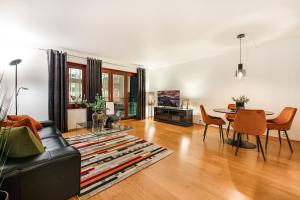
[213,108,274,149]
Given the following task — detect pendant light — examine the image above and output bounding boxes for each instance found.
[235,33,246,79]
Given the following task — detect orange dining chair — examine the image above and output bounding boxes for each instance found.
[226,104,236,137]
[232,109,267,161]
[265,107,297,153]
[200,105,226,143]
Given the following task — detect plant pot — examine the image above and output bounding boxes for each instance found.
[0,190,9,200]
[236,102,245,110]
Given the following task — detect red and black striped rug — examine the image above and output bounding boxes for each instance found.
[66,131,172,199]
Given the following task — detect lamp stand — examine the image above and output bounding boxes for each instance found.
[9,59,22,115]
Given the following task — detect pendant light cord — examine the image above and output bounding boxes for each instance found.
[240,37,242,64]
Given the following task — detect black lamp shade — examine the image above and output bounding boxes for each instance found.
[9,59,22,66]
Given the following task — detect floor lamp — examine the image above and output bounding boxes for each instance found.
[148,92,155,119]
[9,59,22,115]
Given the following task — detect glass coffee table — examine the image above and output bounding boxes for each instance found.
[75,121,133,136]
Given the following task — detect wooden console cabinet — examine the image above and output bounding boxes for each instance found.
[154,106,193,127]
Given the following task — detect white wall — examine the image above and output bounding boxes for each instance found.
[148,38,300,141]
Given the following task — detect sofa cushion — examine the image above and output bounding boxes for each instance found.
[38,126,61,139]
[2,118,42,143]
[8,115,43,130]
[0,126,45,158]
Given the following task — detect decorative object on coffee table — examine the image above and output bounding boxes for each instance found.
[83,93,106,128]
[232,95,249,110]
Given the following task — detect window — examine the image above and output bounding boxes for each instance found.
[102,68,137,118]
[67,62,86,108]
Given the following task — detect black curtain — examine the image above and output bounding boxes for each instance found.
[47,49,68,132]
[86,58,102,121]
[136,68,146,120]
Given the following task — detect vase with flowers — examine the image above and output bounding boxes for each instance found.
[232,95,250,110]
[83,94,106,128]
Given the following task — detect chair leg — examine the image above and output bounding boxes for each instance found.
[218,126,221,141]
[247,135,249,140]
[235,133,241,156]
[256,136,259,152]
[232,131,236,147]
[265,129,269,150]
[220,125,224,143]
[203,124,208,141]
[284,130,293,153]
[226,122,231,138]
[257,135,266,161]
[278,130,282,145]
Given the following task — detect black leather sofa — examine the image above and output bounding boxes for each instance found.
[1,120,81,200]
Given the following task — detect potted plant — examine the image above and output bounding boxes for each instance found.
[70,95,81,109]
[0,72,13,200]
[232,95,250,110]
[83,94,106,127]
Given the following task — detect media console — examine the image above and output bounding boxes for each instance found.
[154,106,193,127]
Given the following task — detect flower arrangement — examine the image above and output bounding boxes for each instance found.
[232,95,249,109]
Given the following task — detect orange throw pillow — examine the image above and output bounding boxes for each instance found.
[7,115,43,130]
[3,119,42,143]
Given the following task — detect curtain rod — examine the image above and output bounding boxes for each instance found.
[38,48,141,68]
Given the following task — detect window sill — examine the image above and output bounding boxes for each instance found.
[67,105,86,110]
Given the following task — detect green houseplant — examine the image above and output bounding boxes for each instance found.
[83,94,106,127]
[232,95,250,110]
[0,72,13,200]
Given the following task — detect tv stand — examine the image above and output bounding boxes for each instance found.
[154,106,193,127]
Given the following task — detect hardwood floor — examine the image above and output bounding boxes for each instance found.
[67,119,300,200]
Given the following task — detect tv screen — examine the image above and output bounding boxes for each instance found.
[157,90,180,107]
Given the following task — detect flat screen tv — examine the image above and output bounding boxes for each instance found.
[157,90,180,107]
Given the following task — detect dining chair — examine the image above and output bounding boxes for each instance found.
[265,107,297,153]
[200,105,225,143]
[226,103,236,137]
[232,109,267,161]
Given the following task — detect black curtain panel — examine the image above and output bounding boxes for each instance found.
[47,49,68,132]
[86,58,102,121]
[136,67,146,120]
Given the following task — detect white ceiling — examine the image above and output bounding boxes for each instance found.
[0,0,300,68]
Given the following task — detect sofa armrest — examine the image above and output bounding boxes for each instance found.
[40,120,54,127]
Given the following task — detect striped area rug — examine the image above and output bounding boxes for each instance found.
[66,131,172,199]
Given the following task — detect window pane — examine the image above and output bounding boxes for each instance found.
[69,68,82,104]
[102,73,109,101]
[113,74,125,117]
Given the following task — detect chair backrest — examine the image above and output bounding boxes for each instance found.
[226,104,236,119]
[200,105,209,124]
[232,109,266,135]
[106,102,115,115]
[273,107,297,130]
[228,104,236,110]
